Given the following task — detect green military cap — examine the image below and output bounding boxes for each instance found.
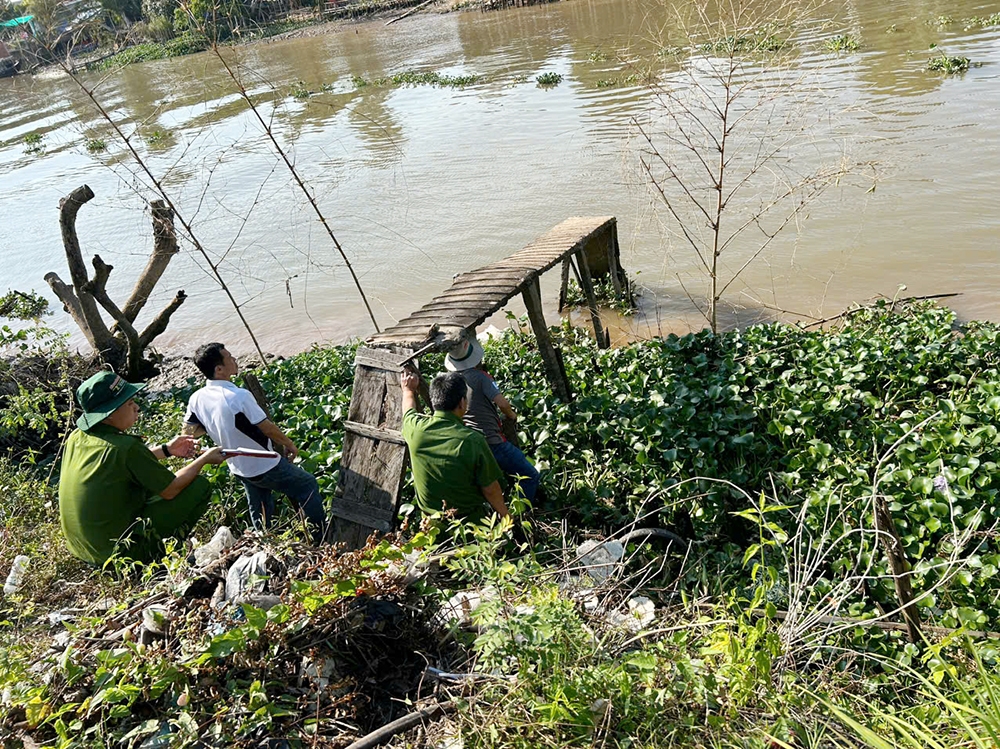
[75,370,146,431]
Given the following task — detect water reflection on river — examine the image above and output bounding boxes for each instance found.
[1,0,999,354]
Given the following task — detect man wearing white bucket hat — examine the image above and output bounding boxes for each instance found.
[445,336,541,502]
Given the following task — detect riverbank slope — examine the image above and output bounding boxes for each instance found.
[3,302,1000,745]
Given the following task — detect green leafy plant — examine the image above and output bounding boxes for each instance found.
[535,71,563,86]
[93,33,208,69]
[826,33,860,52]
[964,13,1000,29]
[699,23,789,55]
[927,54,972,73]
[22,132,43,154]
[85,138,107,153]
[367,70,481,88]
[563,277,639,315]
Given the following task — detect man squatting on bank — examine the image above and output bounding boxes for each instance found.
[183,343,327,544]
[59,371,227,566]
[445,337,541,502]
[400,368,510,521]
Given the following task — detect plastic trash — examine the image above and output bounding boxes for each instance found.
[142,605,172,636]
[605,596,657,632]
[435,587,496,627]
[3,555,29,595]
[139,722,174,749]
[193,526,236,567]
[225,551,269,603]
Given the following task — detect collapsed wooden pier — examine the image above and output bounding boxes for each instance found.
[329,216,627,548]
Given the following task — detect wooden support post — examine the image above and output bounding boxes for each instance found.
[574,249,609,349]
[557,258,571,312]
[874,497,923,645]
[522,278,572,402]
[242,371,271,419]
[605,224,624,302]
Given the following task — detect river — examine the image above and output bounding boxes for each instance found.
[1,0,999,355]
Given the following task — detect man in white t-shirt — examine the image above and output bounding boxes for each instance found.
[183,343,326,543]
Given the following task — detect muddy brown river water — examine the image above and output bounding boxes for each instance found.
[1,0,999,354]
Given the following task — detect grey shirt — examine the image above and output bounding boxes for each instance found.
[462,368,504,446]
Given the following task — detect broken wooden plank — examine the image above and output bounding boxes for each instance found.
[330,496,397,532]
[355,347,406,371]
[344,420,406,445]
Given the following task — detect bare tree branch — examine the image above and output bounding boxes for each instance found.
[139,291,188,349]
[54,185,117,355]
[120,200,179,324]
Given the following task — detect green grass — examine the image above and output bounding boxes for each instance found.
[9,302,1000,744]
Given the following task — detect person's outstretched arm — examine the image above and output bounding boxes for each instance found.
[150,435,200,461]
[400,369,420,412]
[481,480,508,518]
[493,393,517,421]
[256,419,299,460]
[161,447,227,499]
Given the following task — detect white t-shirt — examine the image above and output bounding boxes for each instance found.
[184,380,281,478]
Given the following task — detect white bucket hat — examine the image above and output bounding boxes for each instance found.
[444,337,485,371]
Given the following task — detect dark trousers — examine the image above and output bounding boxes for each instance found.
[240,457,326,543]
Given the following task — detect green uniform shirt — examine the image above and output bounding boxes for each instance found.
[59,424,175,565]
[401,409,502,522]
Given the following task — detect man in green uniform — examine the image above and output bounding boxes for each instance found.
[400,369,507,522]
[59,370,227,566]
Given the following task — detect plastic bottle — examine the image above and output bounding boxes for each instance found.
[3,555,29,595]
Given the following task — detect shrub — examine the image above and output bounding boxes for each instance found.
[146,14,174,41]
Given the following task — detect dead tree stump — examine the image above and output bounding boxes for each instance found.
[45,185,187,380]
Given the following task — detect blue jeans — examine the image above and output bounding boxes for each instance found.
[240,457,326,543]
[490,441,540,502]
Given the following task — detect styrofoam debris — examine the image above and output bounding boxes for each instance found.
[606,596,657,632]
[436,587,496,627]
[576,539,625,583]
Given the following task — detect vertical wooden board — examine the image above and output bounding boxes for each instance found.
[605,225,624,300]
[346,363,387,423]
[332,348,413,549]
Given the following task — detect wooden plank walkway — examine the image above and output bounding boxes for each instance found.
[330,215,623,549]
[368,216,618,348]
